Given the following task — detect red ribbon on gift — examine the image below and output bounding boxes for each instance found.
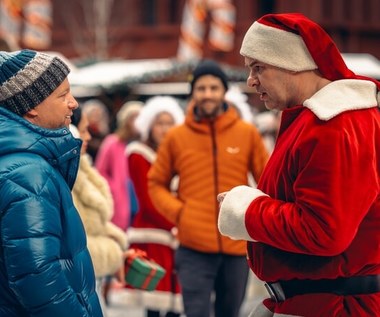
[126,248,148,262]
[141,265,157,290]
[125,248,159,290]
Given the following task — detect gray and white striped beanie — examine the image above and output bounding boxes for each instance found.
[0,49,70,116]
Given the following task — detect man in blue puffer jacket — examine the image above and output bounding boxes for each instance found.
[0,49,103,317]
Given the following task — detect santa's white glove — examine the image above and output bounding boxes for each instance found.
[217,185,267,241]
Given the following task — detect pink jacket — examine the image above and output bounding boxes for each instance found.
[95,134,131,230]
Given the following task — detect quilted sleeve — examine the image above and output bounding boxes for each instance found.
[148,135,184,225]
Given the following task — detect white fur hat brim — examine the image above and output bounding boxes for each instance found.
[134,96,185,141]
[240,21,317,72]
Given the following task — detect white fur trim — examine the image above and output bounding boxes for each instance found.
[304,79,378,120]
[218,185,267,241]
[110,288,183,313]
[140,290,183,313]
[126,141,179,192]
[134,96,184,141]
[127,227,179,249]
[240,22,317,72]
[69,124,80,138]
[126,141,156,163]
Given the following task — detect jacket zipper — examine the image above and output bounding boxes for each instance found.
[210,121,223,252]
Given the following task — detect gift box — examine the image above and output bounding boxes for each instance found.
[124,249,166,291]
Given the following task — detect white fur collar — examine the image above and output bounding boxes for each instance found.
[126,141,156,163]
[303,79,378,121]
[73,154,113,222]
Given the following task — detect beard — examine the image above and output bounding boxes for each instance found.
[197,100,224,119]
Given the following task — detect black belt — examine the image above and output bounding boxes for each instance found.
[265,275,380,302]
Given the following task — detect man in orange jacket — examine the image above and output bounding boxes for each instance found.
[148,59,269,317]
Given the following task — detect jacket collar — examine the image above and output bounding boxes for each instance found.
[0,107,81,188]
[185,101,240,133]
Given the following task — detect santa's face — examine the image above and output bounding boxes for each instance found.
[245,57,301,111]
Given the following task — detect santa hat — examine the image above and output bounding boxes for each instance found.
[134,96,185,141]
[240,13,380,89]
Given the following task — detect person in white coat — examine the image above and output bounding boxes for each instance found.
[70,106,129,316]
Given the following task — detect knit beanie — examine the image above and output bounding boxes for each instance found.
[0,49,70,116]
[134,96,185,141]
[190,59,229,95]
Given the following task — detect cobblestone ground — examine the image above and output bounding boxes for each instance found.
[106,273,267,317]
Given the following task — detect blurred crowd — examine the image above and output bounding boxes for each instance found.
[71,62,279,317]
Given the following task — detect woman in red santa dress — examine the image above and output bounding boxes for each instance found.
[125,96,185,317]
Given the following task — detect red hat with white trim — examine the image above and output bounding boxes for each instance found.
[240,13,379,85]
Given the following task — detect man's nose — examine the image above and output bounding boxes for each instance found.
[247,74,259,88]
[68,95,79,109]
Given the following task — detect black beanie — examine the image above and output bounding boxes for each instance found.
[190,59,229,95]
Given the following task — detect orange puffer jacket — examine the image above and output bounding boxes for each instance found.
[148,102,268,255]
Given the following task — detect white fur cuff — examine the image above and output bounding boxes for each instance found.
[218,185,267,241]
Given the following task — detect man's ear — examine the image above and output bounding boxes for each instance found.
[23,108,38,121]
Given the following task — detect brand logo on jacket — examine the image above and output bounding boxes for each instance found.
[226,147,240,154]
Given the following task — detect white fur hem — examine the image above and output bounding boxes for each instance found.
[110,288,183,313]
[127,227,179,249]
[218,185,267,241]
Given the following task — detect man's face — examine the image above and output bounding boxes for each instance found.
[192,75,226,118]
[244,56,298,111]
[24,78,78,129]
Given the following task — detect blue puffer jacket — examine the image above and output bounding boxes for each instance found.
[0,107,103,317]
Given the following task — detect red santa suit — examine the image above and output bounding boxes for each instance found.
[125,141,182,314]
[218,13,380,317]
